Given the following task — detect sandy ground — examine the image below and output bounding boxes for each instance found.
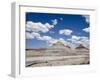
[26,48,89,67]
[26,54,89,67]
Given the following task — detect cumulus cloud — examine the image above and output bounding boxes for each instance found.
[49,31,55,34]
[67,35,89,48]
[45,23,54,29]
[60,18,63,20]
[36,35,58,46]
[38,36,68,47]
[26,21,56,33]
[79,36,89,47]
[26,19,59,41]
[72,35,80,40]
[47,39,58,46]
[47,38,70,47]
[83,27,90,33]
[25,20,57,44]
[26,30,89,48]
[26,32,56,45]
[38,36,52,41]
[82,15,90,23]
[51,19,58,25]
[82,15,90,33]
[32,32,40,38]
[26,20,89,48]
[58,38,68,46]
[26,32,34,39]
[67,38,81,48]
[59,29,73,35]
[26,32,41,39]
[47,38,69,46]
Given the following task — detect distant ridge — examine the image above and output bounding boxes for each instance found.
[76,44,88,50]
[51,41,71,48]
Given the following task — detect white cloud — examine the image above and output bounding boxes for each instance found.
[39,36,52,41]
[26,20,89,48]
[60,18,63,20]
[26,21,55,33]
[72,35,80,40]
[26,19,58,40]
[59,29,73,35]
[39,37,66,46]
[80,36,89,41]
[68,42,80,49]
[31,32,41,38]
[80,36,89,48]
[47,38,69,47]
[47,38,68,46]
[26,32,56,45]
[26,31,89,48]
[26,32,41,39]
[58,38,68,46]
[83,27,90,33]
[36,35,58,46]
[26,32,34,39]
[82,15,90,23]
[49,31,55,34]
[45,23,54,29]
[51,19,58,25]
[68,37,81,48]
[67,35,89,48]
[82,15,90,33]
[47,39,58,46]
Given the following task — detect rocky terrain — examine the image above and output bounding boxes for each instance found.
[26,42,89,67]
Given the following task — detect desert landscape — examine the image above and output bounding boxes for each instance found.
[26,42,89,67]
[25,12,90,67]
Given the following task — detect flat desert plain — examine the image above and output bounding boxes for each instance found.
[26,45,89,67]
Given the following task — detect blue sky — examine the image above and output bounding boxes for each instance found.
[25,12,90,49]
